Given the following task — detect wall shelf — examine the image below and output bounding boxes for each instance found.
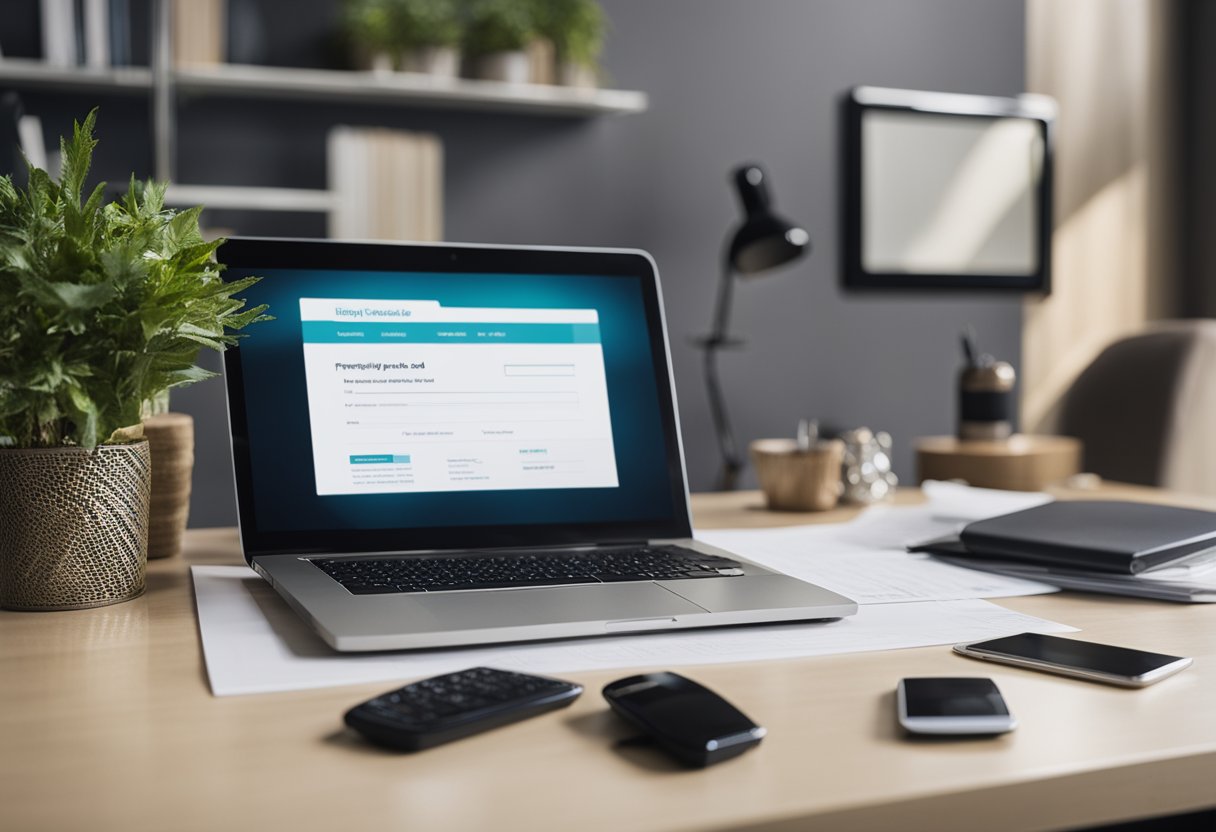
[0,58,648,117]
[162,184,335,213]
[0,58,152,95]
[3,0,647,216]
[176,64,647,116]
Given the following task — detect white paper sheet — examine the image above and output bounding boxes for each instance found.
[193,565,1075,696]
[920,479,1054,522]
[696,483,1060,605]
[698,528,1058,604]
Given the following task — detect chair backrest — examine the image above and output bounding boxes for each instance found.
[1059,321,1216,495]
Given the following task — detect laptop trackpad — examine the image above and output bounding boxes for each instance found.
[401,583,707,633]
[660,574,853,613]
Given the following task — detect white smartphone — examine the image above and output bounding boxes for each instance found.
[953,632,1192,688]
[896,677,1017,736]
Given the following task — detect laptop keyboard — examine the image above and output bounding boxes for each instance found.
[311,545,746,595]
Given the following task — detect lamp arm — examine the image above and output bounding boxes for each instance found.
[704,340,742,491]
[708,255,737,344]
[704,257,742,490]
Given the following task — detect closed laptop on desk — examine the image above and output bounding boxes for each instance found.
[218,238,856,651]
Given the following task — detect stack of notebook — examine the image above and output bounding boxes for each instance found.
[910,500,1216,603]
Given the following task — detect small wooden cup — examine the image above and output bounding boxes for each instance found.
[143,413,195,560]
[750,438,845,512]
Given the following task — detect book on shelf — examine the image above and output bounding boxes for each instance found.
[109,0,131,66]
[82,0,110,69]
[328,127,444,243]
[4,102,49,174]
[40,0,77,67]
[172,0,225,67]
[33,0,134,69]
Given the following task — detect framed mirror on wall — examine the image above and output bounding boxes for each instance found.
[841,86,1055,292]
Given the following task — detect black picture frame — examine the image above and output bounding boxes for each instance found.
[841,86,1054,292]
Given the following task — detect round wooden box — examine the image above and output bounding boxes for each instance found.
[915,434,1082,492]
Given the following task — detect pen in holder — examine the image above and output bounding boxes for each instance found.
[750,420,844,512]
[958,327,1016,441]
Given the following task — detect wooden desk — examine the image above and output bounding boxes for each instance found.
[4,488,1216,832]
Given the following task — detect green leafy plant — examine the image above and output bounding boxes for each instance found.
[532,0,605,66]
[0,111,270,450]
[463,0,535,56]
[344,0,398,53]
[394,0,463,49]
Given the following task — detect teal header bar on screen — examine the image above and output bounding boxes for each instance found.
[302,321,601,344]
[349,454,412,465]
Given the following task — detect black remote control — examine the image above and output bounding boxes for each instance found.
[603,671,765,767]
[344,667,583,751]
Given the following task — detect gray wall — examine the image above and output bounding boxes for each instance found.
[4,0,1027,526]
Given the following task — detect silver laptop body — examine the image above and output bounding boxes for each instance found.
[220,238,857,651]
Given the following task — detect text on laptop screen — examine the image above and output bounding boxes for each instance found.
[224,267,678,535]
[299,298,619,495]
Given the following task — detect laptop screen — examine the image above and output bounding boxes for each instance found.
[219,239,690,558]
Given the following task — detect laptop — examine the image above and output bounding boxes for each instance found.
[218,238,857,651]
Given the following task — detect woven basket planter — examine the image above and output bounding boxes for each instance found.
[0,441,151,611]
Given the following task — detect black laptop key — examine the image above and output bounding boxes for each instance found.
[347,585,397,595]
[312,546,745,595]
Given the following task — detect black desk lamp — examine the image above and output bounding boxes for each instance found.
[694,164,811,491]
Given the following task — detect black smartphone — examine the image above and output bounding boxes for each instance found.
[954,632,1192,687]
[896,677,1016,736]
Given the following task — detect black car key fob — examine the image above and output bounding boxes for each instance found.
[602,671,765,767]
[345,667,582,751]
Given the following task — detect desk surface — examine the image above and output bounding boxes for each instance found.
[4,487,1216,832]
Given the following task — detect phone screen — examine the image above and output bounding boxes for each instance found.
[967,633,1184,677]
[901,678,1009,718]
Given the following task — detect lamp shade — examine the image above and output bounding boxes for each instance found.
[727,165,811,275]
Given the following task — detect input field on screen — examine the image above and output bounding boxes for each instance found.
[503,364,576,377]
[351,391,579,406]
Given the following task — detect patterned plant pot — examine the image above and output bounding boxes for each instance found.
[0,442,151,611]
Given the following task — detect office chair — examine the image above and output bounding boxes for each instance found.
[1059,320,1216,496]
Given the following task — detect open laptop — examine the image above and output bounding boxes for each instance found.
[218,238,857,651]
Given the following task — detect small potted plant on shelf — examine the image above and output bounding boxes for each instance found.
[344,0,398,72]
[394,0,464,79]
[533,0,605,88]
[0,111,269,611]
[464,0,536,84]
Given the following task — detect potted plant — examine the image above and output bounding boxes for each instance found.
[464,0,536,84]
[0,112,268,611]
[533,0,605,88]
[393,0,464,79]
[344,0,398,72]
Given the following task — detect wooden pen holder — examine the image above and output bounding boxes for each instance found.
[750,438,845,512]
